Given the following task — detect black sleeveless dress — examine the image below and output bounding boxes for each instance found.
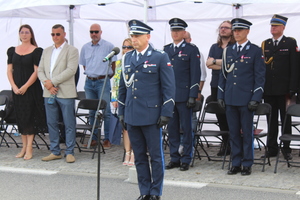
[7,47,47,135]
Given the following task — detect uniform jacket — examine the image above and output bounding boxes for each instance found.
[218,41,266,106]
[38,43,79,98]
[118,45,175,126]
[163,41,201,102]
[262,36,299,95]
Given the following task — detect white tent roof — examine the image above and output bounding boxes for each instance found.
[1,0,300,96]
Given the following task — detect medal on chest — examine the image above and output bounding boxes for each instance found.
[143,60,149,68]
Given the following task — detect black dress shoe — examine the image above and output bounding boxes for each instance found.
[283,152,293,160]
[180,163,189,171]
[165,161,180,170]
[149,195,160,200]
[227,166,241,175]
[137,195,150,200]
[241,166,252,176]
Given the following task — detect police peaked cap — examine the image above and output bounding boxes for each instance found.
[128,19,153,35]
[169,18,188,30]
[231,18,252,30]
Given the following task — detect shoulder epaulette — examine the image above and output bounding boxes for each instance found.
[287,37,296,41]
[154,49,165,54]
[164,43,172,47]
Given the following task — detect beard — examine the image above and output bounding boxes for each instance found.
[220,35,231,40]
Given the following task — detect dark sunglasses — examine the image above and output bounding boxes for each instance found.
[51,33,61,37]
[122,46,134,49]
[90,30,99,34]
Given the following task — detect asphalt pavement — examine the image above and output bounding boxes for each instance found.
[1,133,300,200]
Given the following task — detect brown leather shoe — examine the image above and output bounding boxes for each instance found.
[103,140,111,149]
[41,153,62,161]
[83,140,98,147]
[66,154,75,163]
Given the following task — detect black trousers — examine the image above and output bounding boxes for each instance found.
[264,95,291,154]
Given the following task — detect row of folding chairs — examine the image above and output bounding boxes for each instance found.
[192,96,300,173]
[0,90,107,159]
[192,97,272,171]
[163,95,275,172]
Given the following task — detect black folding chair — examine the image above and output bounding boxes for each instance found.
[191,101,229,168]
[252,103,272,172]
[274,104,300,173]
[75,98,107,158]
[76,91,89,124]
[0,90,49,149]
[0,93,19,148]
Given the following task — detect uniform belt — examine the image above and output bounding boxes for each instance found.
[87,75,106,80]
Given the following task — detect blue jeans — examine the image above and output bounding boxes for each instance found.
[44,98,76,155]
[84,77,111,141]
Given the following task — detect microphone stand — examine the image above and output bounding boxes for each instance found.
[85,58,112,200]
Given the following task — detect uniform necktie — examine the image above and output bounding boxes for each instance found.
[237,45,242,53]
[174,46,178,52]
[274,40,278,47]
[137,53,142,62]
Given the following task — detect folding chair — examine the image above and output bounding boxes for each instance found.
[0,90,49,149]
[76,91,89,125]
[251,103,272,171]
[274,104,300,173]
[200,95,219,127]
[191,101,229,168]
[75,98,107,158]
[0,93,19,148]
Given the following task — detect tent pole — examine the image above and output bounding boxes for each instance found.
[69,5,75,46]
[144,0,148,23]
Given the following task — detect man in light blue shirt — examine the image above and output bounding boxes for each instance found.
[80,23,117,148]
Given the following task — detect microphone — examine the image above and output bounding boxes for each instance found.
[102,47,120,62]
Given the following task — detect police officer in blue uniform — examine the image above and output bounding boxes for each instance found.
[118,19,175,200]
[164,18,201,171]
[218,18,266,176]
[261,14,299,160]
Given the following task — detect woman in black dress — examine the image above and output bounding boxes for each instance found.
[7,24,47,160]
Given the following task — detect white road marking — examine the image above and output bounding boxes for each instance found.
[164,180,208,188]
[0,166,58,175]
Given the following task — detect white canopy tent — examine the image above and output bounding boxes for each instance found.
[1,0,300,96]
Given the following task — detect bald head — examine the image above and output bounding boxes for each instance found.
[184,31,191,43]
[90,23,102,44]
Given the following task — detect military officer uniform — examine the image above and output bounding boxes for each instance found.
[164,18,201,170]
[118,20,175,200]
[261,14,299,157]
[218,18,266,175]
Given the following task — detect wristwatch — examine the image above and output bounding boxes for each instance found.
[213,59,216,65]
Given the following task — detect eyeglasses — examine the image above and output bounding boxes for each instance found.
[51,33,61,37]
[122,46,134,49]
[90,30,99,34]
[19,31,30,35]
[220,26,231,30]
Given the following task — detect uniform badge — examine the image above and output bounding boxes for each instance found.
[143,61,148,68]
[125,74,128,80]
